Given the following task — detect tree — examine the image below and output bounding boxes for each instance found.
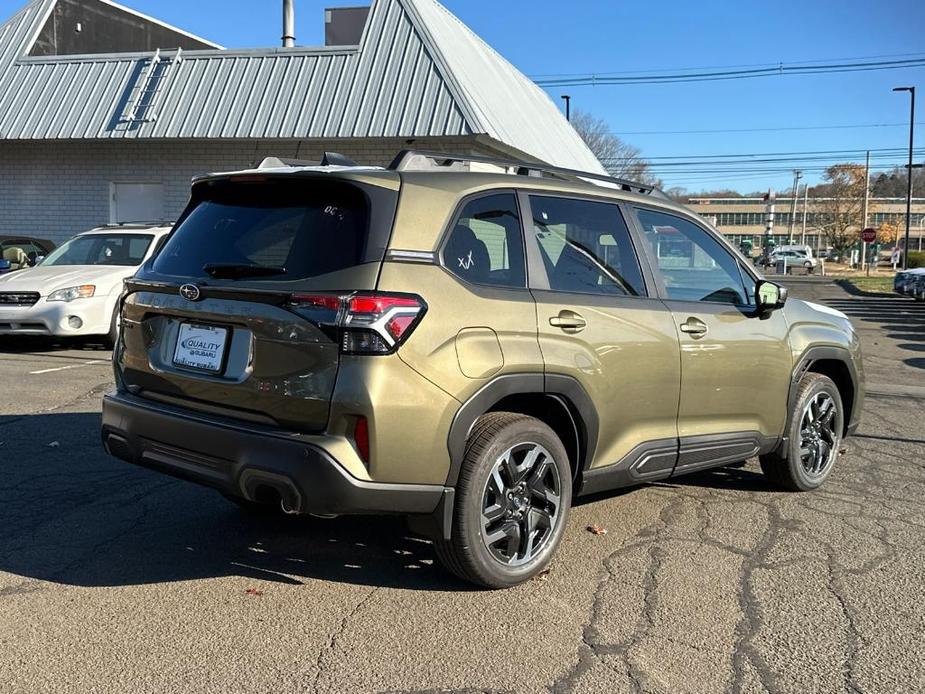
[570,110,660,186]
[870,167,925,197]
[878,220,900,247]
[813,164,868,254]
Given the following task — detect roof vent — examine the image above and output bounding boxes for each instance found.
[282,0,295,47]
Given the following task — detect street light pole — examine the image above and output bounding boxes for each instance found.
[893,86,915,270]
[561,95,571,121]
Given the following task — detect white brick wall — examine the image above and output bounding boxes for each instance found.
[0,137,501,244]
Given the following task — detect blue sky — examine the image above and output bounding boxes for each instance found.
[2,0,923,193]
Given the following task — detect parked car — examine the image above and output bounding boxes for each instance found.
[100,152,864,588]
[893,268,925,295]
[0,236,56,271]
[0,224,171,344]
[775,244,815,258]
[770,249,817,273]
[910,273,925,302]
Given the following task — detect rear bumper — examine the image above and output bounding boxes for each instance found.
[101,391,450,517]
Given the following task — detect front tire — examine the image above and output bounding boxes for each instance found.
[435,412,572,588]
[760,373,844,491]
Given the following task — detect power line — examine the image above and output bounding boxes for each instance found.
[609,121,925,136]
[608,146,918,159]
[534,55,925,87]
[532,51,925,79]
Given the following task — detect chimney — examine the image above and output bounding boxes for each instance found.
[282,0,295,47]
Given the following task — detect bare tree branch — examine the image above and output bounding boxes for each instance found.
[811,164,871,253]
[570,110,660,186]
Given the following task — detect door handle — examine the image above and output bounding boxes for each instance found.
[549,311,587,332]
[679,317,708,337]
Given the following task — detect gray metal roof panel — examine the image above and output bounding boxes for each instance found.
[0,0,600,173]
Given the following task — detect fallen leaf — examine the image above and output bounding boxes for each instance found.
[586,524,607,536]
[534,568,552,582]
[244,588,264,597]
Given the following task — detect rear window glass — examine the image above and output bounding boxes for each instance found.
[152,179,375,281]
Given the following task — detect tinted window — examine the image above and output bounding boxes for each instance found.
[530,196,644,296]
[41,234,154,267]
[153,180,372,281]
[444,193,525,288]
[636,209,747,305]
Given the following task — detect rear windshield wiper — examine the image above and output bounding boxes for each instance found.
[203,263,287,280]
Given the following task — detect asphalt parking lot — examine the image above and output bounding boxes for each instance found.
[1,280,923,694]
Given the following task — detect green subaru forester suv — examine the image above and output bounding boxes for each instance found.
[101,151,863,588]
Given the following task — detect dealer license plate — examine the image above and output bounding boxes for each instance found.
[172,323,229,373]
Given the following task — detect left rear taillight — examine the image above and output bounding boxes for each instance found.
[288,292,426,355]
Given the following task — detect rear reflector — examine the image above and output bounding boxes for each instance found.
[353,416,370,463]
[288,292,426,355]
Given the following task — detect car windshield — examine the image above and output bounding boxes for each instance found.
[41,234,154,267]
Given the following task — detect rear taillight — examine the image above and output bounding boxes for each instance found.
[288,292,426,355]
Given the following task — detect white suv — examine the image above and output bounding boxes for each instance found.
[0,224,171,344]
[770,249,817,272]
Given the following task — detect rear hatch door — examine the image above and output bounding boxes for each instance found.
[118,172,398,432]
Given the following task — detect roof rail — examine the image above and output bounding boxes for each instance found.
[388,150,665,197]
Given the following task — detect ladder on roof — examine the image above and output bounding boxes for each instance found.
[123,48,182,124]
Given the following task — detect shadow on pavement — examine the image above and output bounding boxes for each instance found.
[0,335,111,354]
[833,279,895,297]
[0,411,473,592]
[662,464,771,493]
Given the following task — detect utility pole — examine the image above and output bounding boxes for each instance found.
[561,95,571,121]
[893,86,915,269]
[801,184,808,246]
[862,150,870,272]
[764,189,776,256]
[787,170,802,241]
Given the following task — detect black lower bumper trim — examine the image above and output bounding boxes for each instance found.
[101,392,447,517]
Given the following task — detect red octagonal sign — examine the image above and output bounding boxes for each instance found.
[861,227,876,244]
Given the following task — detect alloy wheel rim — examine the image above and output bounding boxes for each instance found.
[798,392,839,477]
[480,442,562,567]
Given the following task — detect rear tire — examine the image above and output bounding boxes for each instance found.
[760,373,844,491]
[434,412,572,588]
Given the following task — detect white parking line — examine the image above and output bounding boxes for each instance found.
[29,360,108,375]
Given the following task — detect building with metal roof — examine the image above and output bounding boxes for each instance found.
[0,0,603,242]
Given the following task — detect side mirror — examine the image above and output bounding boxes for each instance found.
[756,280,787,312]
[34,255,45,266]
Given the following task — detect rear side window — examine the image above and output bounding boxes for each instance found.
[443,193,525,288]
[152,179,377,281]
[529,195,645,296]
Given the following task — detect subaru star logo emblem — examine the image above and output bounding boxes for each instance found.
[179,284,201,301]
